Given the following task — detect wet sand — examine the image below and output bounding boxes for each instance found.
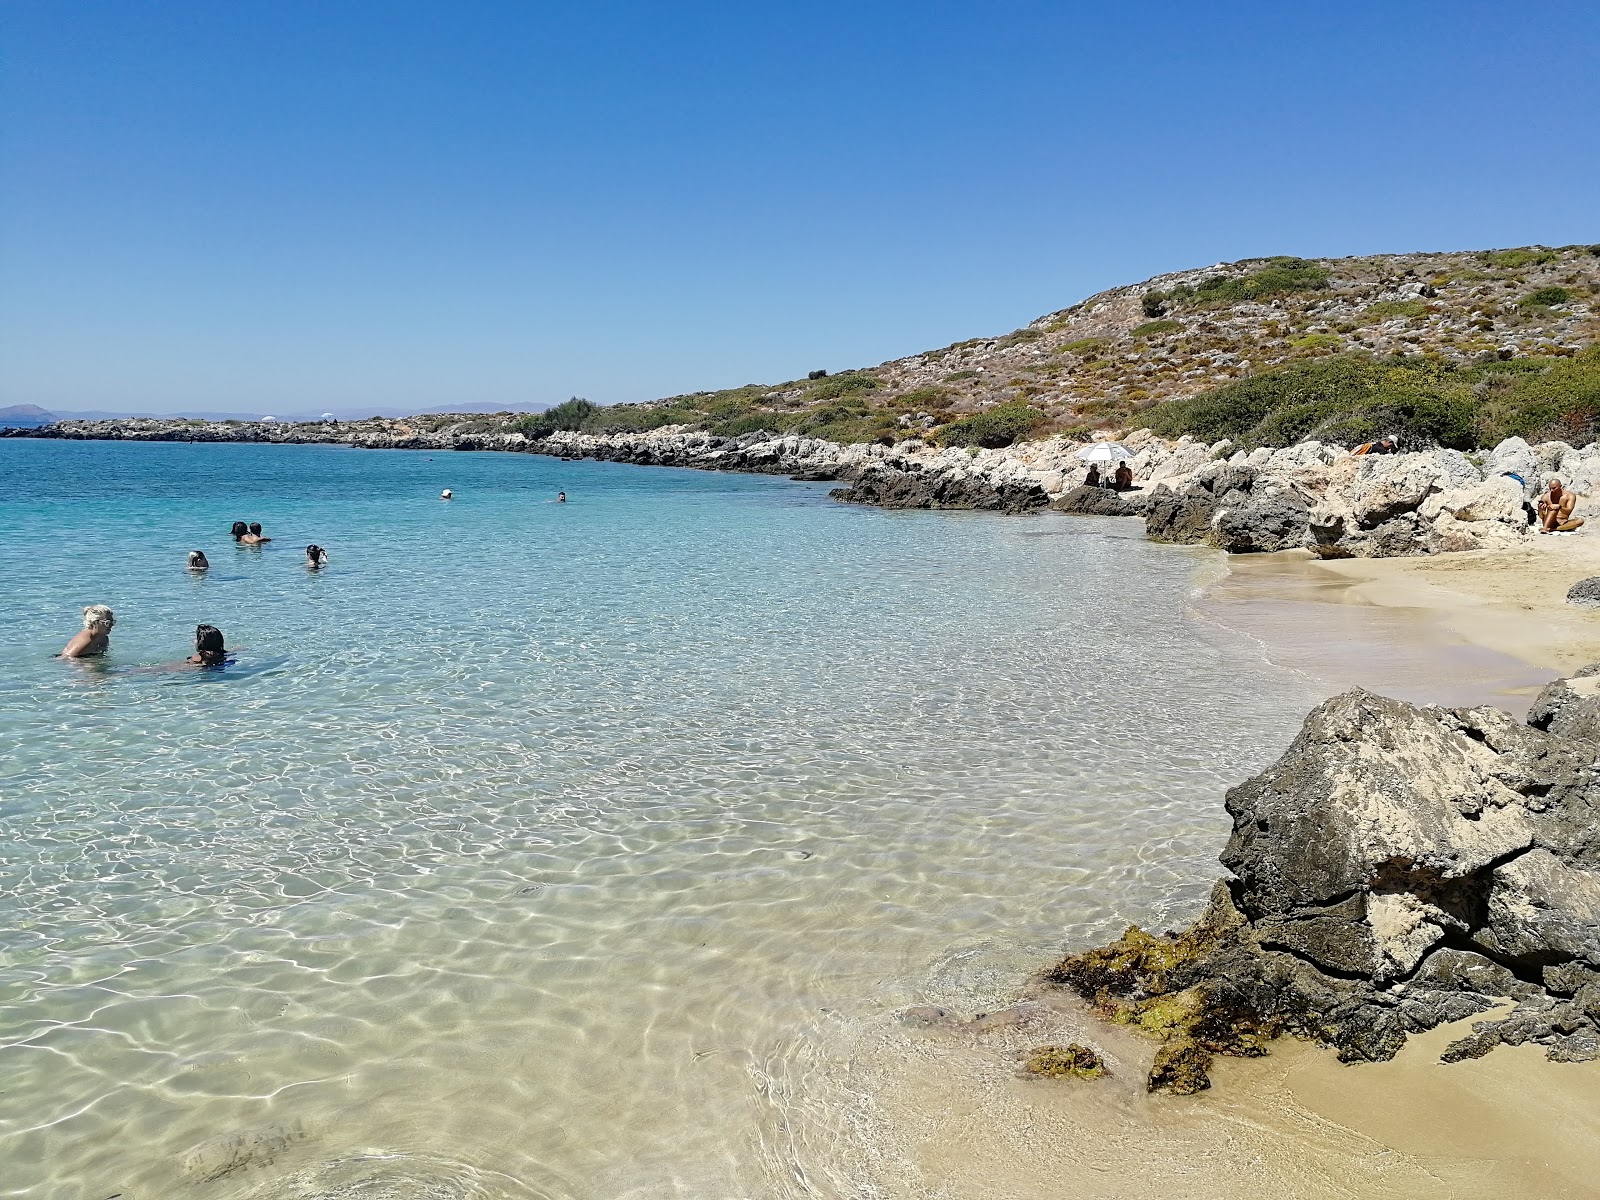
[850,994,1600,1199]
[845,538,1600,1200]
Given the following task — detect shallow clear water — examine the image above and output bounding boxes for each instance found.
[0,440,1327,1199]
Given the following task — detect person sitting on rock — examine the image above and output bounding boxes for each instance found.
[1538,478,1585,533]
[1113,461,1134,490]
[1085,465,1103,488]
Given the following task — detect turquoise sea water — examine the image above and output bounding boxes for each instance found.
[0,439,1328,1199]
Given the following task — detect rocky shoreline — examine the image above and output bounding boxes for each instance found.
[9,416,1600,558]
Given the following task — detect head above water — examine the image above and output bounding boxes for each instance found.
[188,550,209,569]
[230,521,248,540]
[558,492,566,502]
[306,544,326,564]
[194,624,226,662]
[82,604,115,633]
[248,522,263,536]
[441,489,453,500]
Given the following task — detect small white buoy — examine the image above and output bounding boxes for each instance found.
[441,489,453,500]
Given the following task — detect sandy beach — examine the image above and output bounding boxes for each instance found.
[1205,534,1600,716]
[840,534,1600,1200]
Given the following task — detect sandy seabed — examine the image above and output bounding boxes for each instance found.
[848,533,1600,1200]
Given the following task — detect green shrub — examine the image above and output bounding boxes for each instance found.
[897,386,951,409]
[805,373,879,401]
[1144,347,1600,449]
[1484,248,1556,269]
[1522,286,1573,309]
[1141,291,1168,318]
[935,402,1046,448]
[1059,338,1106,356]
[1167,258,1330,308]
[1364,300,1429,320]
[944,369,980,381]
[1144,354,1475,449]
[1289,333,1342,350]
[514,397,598,438]
[709,411,802,438]
[999,327,1045,347]
[1132,319,1182,338]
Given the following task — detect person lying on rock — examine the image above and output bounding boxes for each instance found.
[1352,434,1400,456]
[1538,478,1585,533]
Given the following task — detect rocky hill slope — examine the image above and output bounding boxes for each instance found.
[573,243,1600,448]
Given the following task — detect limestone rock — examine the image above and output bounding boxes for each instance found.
[1053,663,1600,1079]
[1050,484,1149,517]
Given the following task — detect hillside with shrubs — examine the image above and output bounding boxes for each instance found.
[424,245,1600,452]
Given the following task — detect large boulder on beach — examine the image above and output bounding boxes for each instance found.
[1486,436,1543,498]
[1420,475,1533,551]
[1526,665,1600,741]
[1051,666,1600,1091]
[1307,449,1484,557]
[1144,463,1311,553]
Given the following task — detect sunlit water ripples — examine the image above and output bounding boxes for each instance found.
[0,440,1326,1198]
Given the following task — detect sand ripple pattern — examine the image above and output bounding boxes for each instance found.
[0,441,1325,1198]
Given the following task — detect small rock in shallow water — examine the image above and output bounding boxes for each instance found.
[1148,1038,1212,1094]
[1021,1043,1107,1080]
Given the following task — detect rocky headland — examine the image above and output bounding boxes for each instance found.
[1038,666,1600,1095]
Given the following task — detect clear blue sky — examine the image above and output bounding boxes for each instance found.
[3,1,1597,414]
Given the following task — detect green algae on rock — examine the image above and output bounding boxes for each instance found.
[1020,1043,1107,1080]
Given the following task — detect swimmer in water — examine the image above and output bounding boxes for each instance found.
[557,492,567,503]
[305,544,328,567]
[242,522,271,545]
[61,605,115,658]
[188,624,230,667]
[188,550,210,572]
[441,489,453,500]
[230,521,249,542]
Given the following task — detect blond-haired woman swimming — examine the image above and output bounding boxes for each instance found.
[61,605,115,658]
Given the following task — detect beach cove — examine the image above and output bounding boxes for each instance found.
[4,438,1600,1199]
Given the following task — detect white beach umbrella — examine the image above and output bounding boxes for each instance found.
[1076,442,1133,463]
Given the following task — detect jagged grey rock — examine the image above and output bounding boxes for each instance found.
[1567,577,1600,607]
[1057,672,1600,1081]
[1049,484,1149,517]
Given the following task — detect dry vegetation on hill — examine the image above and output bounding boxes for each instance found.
[566,244,1600,449]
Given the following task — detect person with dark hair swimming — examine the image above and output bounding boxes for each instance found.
[305,544,328,567]
[230,521,249,542]
[188,625,231,667]
[188,550,210,572]
[242,522,271,545]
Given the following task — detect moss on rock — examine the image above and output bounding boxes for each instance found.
[1022,1043,1107,1079]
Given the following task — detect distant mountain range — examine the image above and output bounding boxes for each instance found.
[0,400,551,428]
